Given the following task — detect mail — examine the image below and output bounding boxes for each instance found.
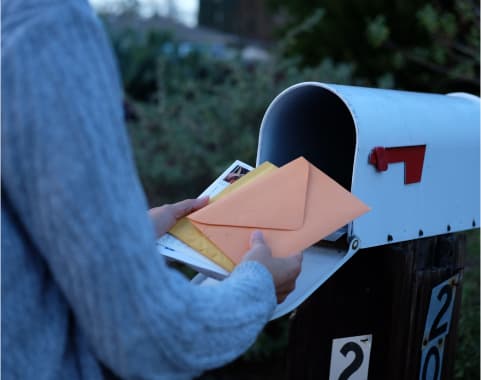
[188,157,370,264]
[169,161,277,271]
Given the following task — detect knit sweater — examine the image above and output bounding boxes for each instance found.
[1,1,276,379]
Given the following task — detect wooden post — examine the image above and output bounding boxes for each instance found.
[286,234,465,380]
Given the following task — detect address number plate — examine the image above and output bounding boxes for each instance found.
[419,273,460,380]
[329,334,372,380]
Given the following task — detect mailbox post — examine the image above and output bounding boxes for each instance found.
[256,82,479,380]
[286,234,465,380]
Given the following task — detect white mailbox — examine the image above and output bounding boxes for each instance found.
[257,82,480,248]
[256,82,480,319]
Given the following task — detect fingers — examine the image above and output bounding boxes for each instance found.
[277,292,290,304]
[286,252,303,265]
[276,282,296,304]
[171,196,209,219]
[244,232,302,304]
[276,253,302,304]
[148,196,210,238]
[276,273,298,304]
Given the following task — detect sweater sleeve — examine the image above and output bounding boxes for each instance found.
[1,2,276,379]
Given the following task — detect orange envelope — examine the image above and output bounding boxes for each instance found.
[187,157,370,264]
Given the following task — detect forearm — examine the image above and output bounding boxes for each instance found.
[116,260,275,377]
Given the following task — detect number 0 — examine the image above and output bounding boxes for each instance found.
[421,345,440,380]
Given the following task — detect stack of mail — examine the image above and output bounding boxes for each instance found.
[169,157,370,270]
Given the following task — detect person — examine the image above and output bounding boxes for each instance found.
[1,0,302,379]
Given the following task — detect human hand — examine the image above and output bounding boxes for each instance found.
[148,196,209,238]
[242,231,303,304]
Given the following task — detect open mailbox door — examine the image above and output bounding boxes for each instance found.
[256,82,480,319]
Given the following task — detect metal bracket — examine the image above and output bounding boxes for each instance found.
[347,236,361,259]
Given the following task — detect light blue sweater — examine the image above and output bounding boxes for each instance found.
[1,1,276,379]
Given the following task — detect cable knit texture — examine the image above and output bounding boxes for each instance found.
[1,1,277,379]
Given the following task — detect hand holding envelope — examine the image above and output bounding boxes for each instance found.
[169,161,278,271]
[186,157,370,265]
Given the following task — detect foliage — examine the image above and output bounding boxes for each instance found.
[269,0,480,93]
[116,32,355,205]
[454,230,480,380]
[112,28,174,101]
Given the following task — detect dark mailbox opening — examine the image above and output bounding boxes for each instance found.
[258,85,356,190]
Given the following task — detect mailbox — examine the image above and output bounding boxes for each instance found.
[256,82,479,380]
[257,81,480,247]
[255,82,480,320]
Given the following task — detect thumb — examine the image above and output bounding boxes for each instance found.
[250,230,266,248]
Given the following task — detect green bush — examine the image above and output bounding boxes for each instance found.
[125,53,355,206]
[269,0,480,94]
[454,230,480,380]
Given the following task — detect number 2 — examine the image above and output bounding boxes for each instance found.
[428,284,452,341]
[339,342,364,380]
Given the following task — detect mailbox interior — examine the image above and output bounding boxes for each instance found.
[257,83,358,250]
[257,84,356,192]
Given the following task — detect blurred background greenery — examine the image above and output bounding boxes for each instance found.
[94,0,479,378]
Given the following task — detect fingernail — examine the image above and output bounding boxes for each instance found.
[252,230,263,241]
[198,196,209,202]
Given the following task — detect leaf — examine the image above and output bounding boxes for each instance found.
[366,15,390,48]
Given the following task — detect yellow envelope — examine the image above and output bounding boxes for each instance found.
[169,161,278,271]
[188,157,370,264]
